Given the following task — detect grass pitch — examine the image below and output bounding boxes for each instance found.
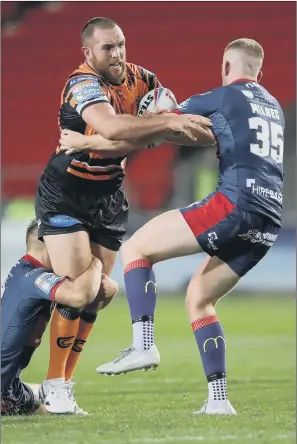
[2,294,295,444]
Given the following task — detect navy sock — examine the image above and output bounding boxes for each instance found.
[192,315,226,381]
[124,259,157,320]
[124,259,156,350]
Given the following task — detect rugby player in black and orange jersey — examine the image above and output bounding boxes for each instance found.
[35,17,212,414]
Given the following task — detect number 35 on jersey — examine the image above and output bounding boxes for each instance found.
[248,117,284,163]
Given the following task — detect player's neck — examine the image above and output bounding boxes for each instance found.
[26,249,50,269]
[227,73,257,85]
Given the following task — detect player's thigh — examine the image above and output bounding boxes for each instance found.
[122,209,202,265]
[90,242,118,276]
[186,255,240,317]
[44,231,93,278]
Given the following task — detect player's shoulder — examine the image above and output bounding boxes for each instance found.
[65,63,101,89]
[127,63,159,89]
[181,86,225,104]
[127,62,157,80]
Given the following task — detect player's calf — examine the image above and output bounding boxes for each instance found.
[185,256,239,415]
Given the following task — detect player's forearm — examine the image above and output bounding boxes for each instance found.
[56,258,102,308]
[80,134,154,153]
[164,127,215,146]
[98,114,171,141]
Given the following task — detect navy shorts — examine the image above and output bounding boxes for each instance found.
[180,192,280,277]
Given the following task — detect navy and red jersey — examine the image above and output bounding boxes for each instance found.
[1,255,64,390]
[178,81,285,227]
[44,62,161,196]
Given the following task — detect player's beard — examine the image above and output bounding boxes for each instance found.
[91,58,127,85]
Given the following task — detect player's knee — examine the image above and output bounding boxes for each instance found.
[121,238,147,265]
[185,280,209,313]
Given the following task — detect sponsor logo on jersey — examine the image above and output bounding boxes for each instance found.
[72,82,105,104]
[69,75,98,86]
[242,90,254,99]
[239,229,277,247]
[48,215,82,227]
[34,272,63,294]
[246,179,283,203]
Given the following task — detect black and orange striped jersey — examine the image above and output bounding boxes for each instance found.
[45,62,161,195]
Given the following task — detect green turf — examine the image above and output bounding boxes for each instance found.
[2,294,295,444]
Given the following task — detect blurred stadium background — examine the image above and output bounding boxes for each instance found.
[2,1,295,292]
[1,2,295,442]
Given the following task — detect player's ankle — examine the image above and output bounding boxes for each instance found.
[207,373,228,401]
[45,377,65,384]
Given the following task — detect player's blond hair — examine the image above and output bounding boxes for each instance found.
[225,38,264,61]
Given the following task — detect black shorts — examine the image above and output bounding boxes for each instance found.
[35,174,129,251]
[1,379,36,416]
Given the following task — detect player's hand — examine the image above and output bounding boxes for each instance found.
[59,130,88,154]
[167,114,212,141]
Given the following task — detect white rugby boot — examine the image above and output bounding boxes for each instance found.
[39,378,75,414]
[194,399,237,415]
[65,380,89,415]
[96,345,160,375]
[24,382,40,403]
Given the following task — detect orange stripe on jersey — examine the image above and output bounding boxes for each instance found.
[67,168,123,181]
[70,160,122,172]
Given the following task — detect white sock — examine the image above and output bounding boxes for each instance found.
[45,377,65,385]
[132,320,154,352]
[208,378,227,401]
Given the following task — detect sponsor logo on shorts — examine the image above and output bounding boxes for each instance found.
[207,232,219,251]
[57,336,75,349]
[34,272,63,294]
[239,229,277,247]
[48,215,82,227]
[246,179,283,203]
[203,336,226,352]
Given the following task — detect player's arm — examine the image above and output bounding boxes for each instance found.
[59,130,158,155]
[82,102,211,142]
[68,75,211,142]
[29,257,102,308]
[163,89,226,146]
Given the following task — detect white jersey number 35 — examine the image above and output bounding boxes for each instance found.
[249,116,284,163]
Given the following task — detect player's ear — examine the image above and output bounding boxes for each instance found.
[224,61,231,76]
[257,70,263,83]
[81,46,91,60]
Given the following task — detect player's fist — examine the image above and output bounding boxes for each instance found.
[59,129,88,154]
[166,114,212,141]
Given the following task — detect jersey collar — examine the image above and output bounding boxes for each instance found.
[231,78,257,84]
[22,254,45,268]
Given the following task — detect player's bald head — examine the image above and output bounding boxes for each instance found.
[26,218,39,246]
[222,38,264,85]
[81,17,119,46]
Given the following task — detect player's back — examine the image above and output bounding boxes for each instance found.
[179,81,285,227]
[1,256,53,389]
[218,82,284,226]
